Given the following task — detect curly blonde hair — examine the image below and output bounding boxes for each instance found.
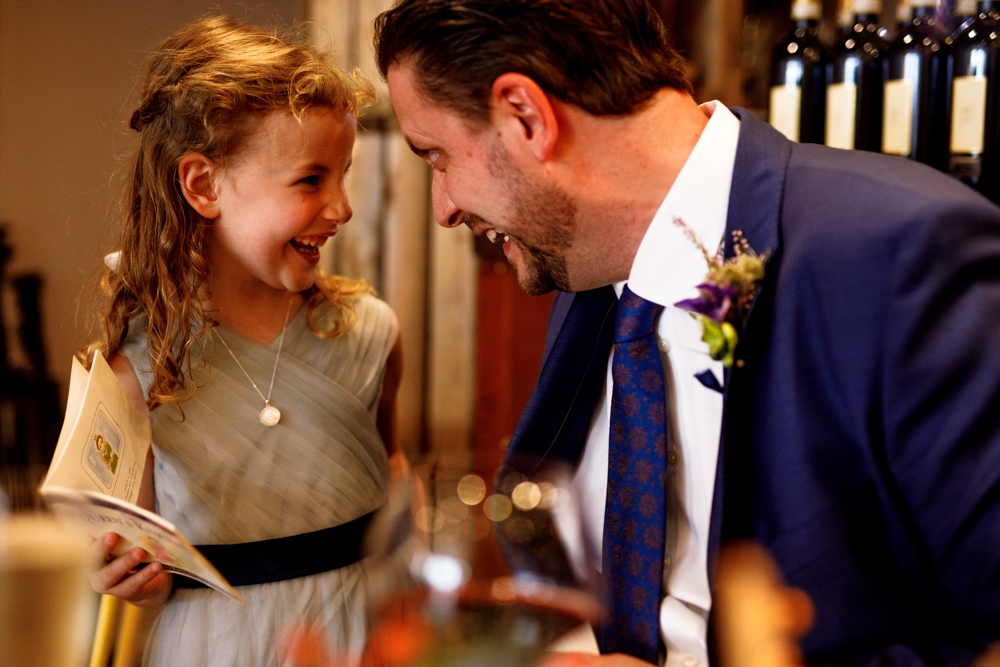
[88,16,375,410]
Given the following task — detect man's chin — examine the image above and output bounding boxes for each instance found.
[516,273,558,296]
[506,238,571,295]
[512,261,565,296]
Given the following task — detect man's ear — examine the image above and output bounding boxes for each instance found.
[177,153,220,219]
[491,73,559,162]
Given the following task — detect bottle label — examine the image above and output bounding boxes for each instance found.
[769,85,802,142]
[853,0,882,15]
[955,0,978,15]
[883,79,913,156]
[951,75,988,155]
[826,83,858,149]
[791,0,823,20]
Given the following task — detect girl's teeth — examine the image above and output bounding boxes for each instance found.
[291,238,322,255]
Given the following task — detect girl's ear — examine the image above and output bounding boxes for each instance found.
[178,153,220,219]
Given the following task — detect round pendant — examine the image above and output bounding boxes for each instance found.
[260,404,281,427]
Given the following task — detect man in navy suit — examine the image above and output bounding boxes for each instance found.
[374,1,1000,665]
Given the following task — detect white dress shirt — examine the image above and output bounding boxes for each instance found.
[555,101,741,667]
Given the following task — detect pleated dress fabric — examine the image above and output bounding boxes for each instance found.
[119,294,398,667]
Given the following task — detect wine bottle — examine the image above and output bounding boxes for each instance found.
[883,0,953,171]
[954,0,979,29]
[769,0,828,143]
[895,0,914,38]
[826,0,889,151]
[949,0,1000,202]
[837,0,856,37]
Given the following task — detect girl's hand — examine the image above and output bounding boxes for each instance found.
[88,532,172,608]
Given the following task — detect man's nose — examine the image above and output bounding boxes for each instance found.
[431,170,461,227]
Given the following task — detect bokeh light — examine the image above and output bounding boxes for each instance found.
[491,576,517,603]
[456,474,487,505]
[482,494,513,521]
[536,482,555,509]
[500,471,526,495]
[415,506,445,533]
[503,516,536,544]
[438,496,469,523]
[421,553,467,593]
[511,481,542,510]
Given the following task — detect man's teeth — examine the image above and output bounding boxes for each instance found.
[485,230,510,244]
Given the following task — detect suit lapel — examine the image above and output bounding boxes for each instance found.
[722,109,787,265]
[503,286,618,475]
[708,109,790,579]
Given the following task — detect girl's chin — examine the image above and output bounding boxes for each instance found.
[289,277,317,294]
[276,269,317,295]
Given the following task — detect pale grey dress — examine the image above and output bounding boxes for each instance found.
[119,294,398,667]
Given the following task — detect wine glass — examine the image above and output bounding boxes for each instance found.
[357,457,600,667]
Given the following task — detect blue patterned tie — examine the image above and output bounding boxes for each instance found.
[600,286,667,663]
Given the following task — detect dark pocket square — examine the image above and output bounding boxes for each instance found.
[695,369,723,393]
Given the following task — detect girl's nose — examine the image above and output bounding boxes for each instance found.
[325,188,352,226]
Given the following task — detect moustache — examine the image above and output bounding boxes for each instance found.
[462,213,490,230]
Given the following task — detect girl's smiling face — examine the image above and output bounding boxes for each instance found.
[204,106,356,299]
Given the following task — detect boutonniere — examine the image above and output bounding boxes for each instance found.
[672,218,766,367]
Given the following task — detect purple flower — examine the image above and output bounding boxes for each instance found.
[674,282,737,322]
[669,220,765,367]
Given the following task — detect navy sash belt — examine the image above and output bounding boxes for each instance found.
[173,510,376,589]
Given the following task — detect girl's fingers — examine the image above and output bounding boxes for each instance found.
[89,546,149,593]
[106,561,164,600]
[86,532,120,567]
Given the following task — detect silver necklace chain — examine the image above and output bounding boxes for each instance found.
[212,299,293,427]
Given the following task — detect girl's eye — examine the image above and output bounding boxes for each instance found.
[298,175,321,186]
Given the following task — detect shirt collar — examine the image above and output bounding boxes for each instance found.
[622,101,741,306]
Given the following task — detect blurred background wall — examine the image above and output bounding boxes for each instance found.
[0,0,299,375]
[0,1,304,478]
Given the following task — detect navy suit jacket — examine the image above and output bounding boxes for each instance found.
[502,109,1000,665]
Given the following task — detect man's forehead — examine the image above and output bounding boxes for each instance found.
[386,57,426,94]
[387,62,489,143]
[386,63,428,123]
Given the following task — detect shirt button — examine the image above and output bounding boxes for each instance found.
[683,655,699,667]
[663,555,673,568]
[667,450,679,465]
[658,338,671,353]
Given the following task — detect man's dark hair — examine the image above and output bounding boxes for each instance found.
[374,0,693,125]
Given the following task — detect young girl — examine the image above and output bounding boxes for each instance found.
[86,16,404,665]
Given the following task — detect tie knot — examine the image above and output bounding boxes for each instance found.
[615,287,662,342]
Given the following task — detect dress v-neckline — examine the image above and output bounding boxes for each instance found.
[214,304,306,350]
